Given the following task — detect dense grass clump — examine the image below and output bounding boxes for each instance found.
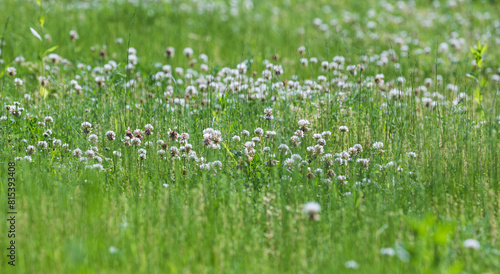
[0,0,499,273]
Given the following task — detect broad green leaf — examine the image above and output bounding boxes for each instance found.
[36,0,41,6]
[40,86,49,99]
[43,45,58,56]
[473,88,482,103]
[0,66,7,78]
[30,27,42,41]
[40,16,45,29]
[477,59,483,69]
[480,77,488,88]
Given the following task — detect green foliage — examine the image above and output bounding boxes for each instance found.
[470,42,488,70]
[0,0,499,273]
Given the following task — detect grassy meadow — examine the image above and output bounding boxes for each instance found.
[0,0,499,273]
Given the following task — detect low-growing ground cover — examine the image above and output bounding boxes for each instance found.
[0,0,499,273]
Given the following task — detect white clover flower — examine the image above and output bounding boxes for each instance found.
[380,248,395,256]
[317,138,326,146]
[183,47,193,58]
[284,158,294,167]
[463,239,480,250]
[346,65,357,75]
[88,134,98,143]
[338,126,349,132]
[353,144,363,152]
[165,46,174,57]
[298,119,310,127]
[303,202,321,221]
[81,122,92,134]
[244,141,255,149]
[211,160,222,169]
[95,76,105,86]
[130,137,141,146]
[109,246,118,254]
[69,30,79,40]
[113,151,121,157]
[297,46,306,55]
[266,130,276,139]
[314,145,324,154]
[6,67,16,76]
[133,129,142,136]
[294,130,304,138]
[278,144,289,152]
[291,154,302,163]
[273,65,283,75]
[290,136,300,145]
[357,158,370,165]
[321,61,329,71]
[37,141,48,149]
[86,150,95,159]
[180,132,189,140]
[185,85,198,96]
[373,142,384,150]
[338,151,349,159]
[200,163,211,171]
[345,260,359,269]
[73,148,82,158]
[232,135,241,142]
[237,62,247,74]
[254,127,264,136]
[105,131,116,141]
[300,58,308,66]
[26,145,36,155]
[14,56,25,63]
